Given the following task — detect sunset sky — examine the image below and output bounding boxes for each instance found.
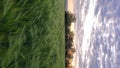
[67,0,120,68]
[66,0,75,32]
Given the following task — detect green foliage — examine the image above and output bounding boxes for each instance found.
[65,11,76,26]
[0,0,65,68]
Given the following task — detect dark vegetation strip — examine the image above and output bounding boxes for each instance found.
[65,11,76,68]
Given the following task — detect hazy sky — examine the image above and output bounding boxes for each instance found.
[74,0,120,68]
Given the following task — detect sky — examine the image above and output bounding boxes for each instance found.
[74,0,120,68]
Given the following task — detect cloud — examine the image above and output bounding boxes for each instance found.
[75,0,120,68]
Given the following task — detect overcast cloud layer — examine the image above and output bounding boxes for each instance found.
[74,0,120,68]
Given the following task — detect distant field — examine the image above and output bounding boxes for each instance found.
[0,0,65,68]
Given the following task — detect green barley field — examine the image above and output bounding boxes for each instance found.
[0,0,65,68]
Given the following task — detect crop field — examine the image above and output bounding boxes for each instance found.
[0,0,65,68]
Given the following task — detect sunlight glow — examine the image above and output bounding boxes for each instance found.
[70,22,75,32]
[81,0,97,63]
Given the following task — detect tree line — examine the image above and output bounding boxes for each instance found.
[65,11,76,68]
